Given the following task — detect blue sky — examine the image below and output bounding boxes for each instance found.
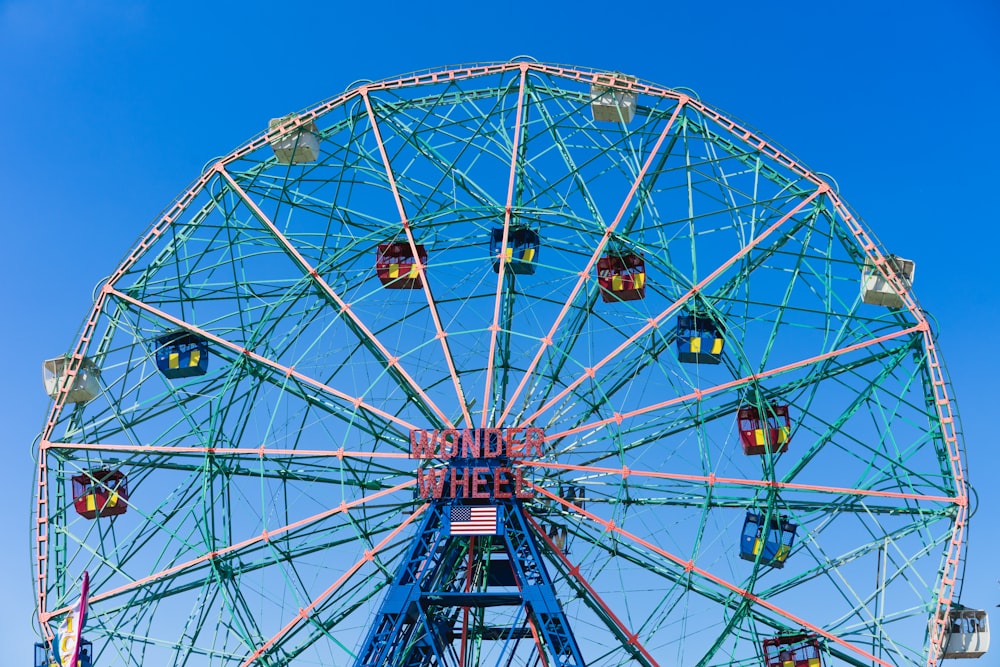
[2,1,997,664]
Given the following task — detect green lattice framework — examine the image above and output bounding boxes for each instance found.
[33,60,969,667]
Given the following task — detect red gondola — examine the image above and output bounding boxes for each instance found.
[597,253,645,302]
[376,242,427,289]
[762,633,823,667]
[737,404,791,455]
[72,468,128,520]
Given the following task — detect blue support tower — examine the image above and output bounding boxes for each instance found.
[353,447,586,666]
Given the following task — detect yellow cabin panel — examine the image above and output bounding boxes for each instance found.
[754,429,766,445]
[612,275,623,291]
[389,263,400,279]
[711,337,724,354]
[690,337,702,353]
[168,352,180,369]
[633,272,645,288]
[521,248,535,263]
[189,349,201,367]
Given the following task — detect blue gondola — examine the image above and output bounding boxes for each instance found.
[35,639,93,667]
[676,314,725,364]
[739,511,797,568]
[155,331,209,379]
[490,227,539,275]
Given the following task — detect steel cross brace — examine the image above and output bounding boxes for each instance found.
[352,497,586,666]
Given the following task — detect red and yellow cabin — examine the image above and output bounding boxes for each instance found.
[597,253,645,302]
[376,242,427,289]
[738,404,791,455]
[72,468,128,520]
[762,633,823,667]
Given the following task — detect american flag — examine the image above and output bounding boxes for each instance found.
[449,505,498,535]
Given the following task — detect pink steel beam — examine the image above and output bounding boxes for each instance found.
[481,64,529,428]
[216,166,456,430]
[41,481,418,622]
[531,485,893,667]
[524,460,961,505]
[37,288,112,635]
[108,286,418,431]
[524,513,660,665]
[824,191,967,666]
[542,323,924,443]
[498,97,688,427]
[241,504,428,666]
[360,89,472,429]
[519,186,826,428]
[41,440,412,460]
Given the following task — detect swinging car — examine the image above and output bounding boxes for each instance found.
[738,404,791,455]
[597,253,645,302]
[267,114,320,164]
[676,315,725,364]
[72,468,128,520]
[762,633,822,667]
[937,606,990,659]
[590,73,638,123]
[155,331,209,379]
[43,356,100,404]
[861,254,914,309]
[490,226,539,275]
[376,242,427,289]
[740,511,797,568]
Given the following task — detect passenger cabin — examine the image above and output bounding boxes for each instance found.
[155,331,208,379]
[267,114,320,164]
[72,469,128,520]
[490,227,539,275]
[762,633,823,667]
[861,254,914,309]
[43,356,100,404]
[738,404,791,455]
[938,608,990,659]
[676,315,725,364]
[35,639,93,667]
[740,511,796,568]
[590,74,638,123]
[597,253,646,302]
[376,242,427,289]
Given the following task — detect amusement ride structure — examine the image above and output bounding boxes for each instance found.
[33,60,988,666]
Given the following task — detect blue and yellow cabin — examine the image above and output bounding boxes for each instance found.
[490,227,539,275]
[155,331,208,379]
[676,314,725,364]
[740,511,797,568]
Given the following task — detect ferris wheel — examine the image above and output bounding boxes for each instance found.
[33,60,984,667]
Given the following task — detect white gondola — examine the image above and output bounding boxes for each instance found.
[43,356,100,404]
[590,74,637,123]
[934,608,990,659]
[267,114,320,164]
[861,254,915,308]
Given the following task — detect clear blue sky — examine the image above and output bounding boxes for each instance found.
[2,1,997,665]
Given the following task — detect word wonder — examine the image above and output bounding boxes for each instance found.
[409,427,544,459]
